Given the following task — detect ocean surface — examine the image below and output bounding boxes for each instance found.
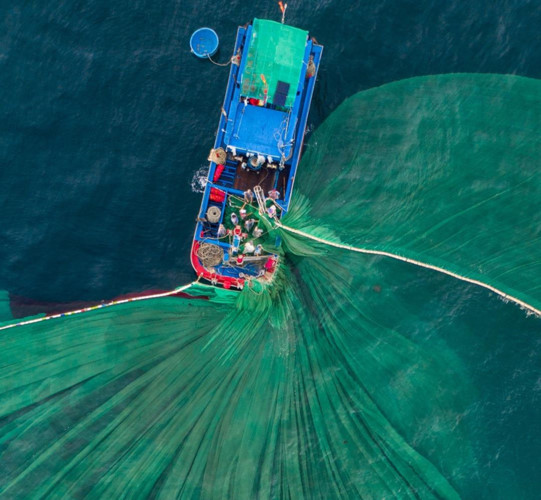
[1,0,541,498]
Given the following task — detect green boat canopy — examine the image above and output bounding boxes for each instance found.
[241,19,308,108]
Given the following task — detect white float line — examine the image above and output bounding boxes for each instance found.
[275,221,541,318]
[0,282,198,332]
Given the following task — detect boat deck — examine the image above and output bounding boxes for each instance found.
[233,163,277,193]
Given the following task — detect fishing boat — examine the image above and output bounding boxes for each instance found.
[191,18,322,289]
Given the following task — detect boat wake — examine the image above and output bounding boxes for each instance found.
[189,165,209,193]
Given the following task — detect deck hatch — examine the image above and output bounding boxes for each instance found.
[273,81,290,107]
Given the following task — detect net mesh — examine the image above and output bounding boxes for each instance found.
[284,73,541,314]
[1,73,540,497]
[0,275,470,499]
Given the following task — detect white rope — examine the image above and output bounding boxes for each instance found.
[275,221,541,318]
[0,282,199,332]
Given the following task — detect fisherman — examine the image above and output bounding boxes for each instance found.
[267,205,277,218]
[244,218,256,231]
[253,226,263,238]
[264,255,277,272]
[217,224,226,238]
[244,241,255,254]
[231,236,240,255]
[268,188,280,200]
[243,189,254,203]
[239,207,247,219]
[254,244,263,256]
[236,254,245,266]
[231,212,239,225]
[249,154,265,170]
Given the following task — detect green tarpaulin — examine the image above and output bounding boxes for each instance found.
[241,19,307,108]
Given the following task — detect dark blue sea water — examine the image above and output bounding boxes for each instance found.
[2,0,540,302]
[1,1,540,497]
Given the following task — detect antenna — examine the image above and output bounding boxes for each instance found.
[278,2,288,24]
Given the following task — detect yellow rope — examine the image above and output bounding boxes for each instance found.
[274,221,541,318]
[0,282,198,332]
[207,54,231,67]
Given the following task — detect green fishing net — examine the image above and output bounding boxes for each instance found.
[285,73,541,314]
[1,74,540,498]
[241,19,307,108]
[0,274,471,499]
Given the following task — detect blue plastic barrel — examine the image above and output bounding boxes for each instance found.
[190,28,219,58]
